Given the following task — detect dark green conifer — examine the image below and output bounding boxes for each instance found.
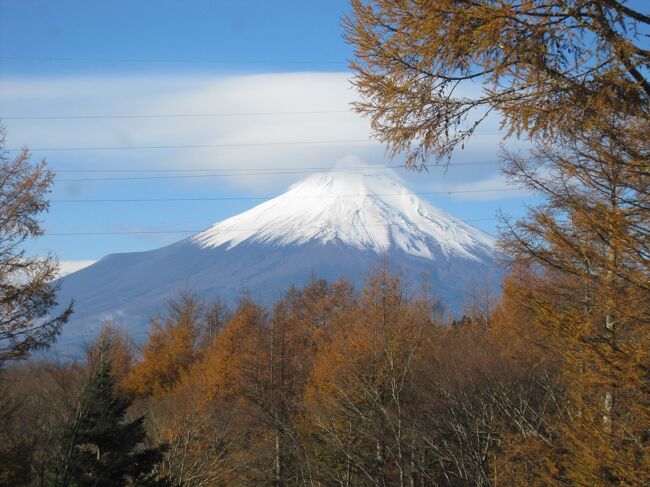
[50,360,170,487]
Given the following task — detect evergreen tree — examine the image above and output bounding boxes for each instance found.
[50,360,170,487]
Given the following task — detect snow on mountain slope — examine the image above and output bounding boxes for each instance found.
[50,169,502,358]
[192,170,494,261]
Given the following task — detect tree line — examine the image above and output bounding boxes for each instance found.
[1,260,647,485]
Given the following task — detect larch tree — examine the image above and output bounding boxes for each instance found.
[181,297,269,483]
[86,323,138,388]
[305,268,427,486]
[345,0,648,167]
[498,122,649,484]
[199,298,231,349]
[346,1,649,484]
[0,126,72,366]
[144,378,235,487]
[192,296,267,406]
[125,294,202,397]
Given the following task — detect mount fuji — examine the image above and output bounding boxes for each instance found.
[52,169,503,354]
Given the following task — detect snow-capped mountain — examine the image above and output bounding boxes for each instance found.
[193,171,494,261]
[51,170,502,356]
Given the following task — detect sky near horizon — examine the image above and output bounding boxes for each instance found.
[1,0,535,274]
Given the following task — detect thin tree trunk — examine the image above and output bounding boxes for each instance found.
[275,428,282,487]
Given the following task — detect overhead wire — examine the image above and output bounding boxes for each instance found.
[45,218,501,236]
[47,179,517,233]
[54,164,508,182]
[7,138,374,153]
[54,165,404,174]
[1,110,352,120]
[50,187,521,203]
[7,133,503,153]
[0,55,346,65]
[52,160,502,173]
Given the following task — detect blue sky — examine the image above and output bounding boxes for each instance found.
[1,0,535,274]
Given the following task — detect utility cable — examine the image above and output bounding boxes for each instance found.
[1,109,353,120]
[50,187,521,203]
[46,218,500,236]
[52,161,502,173]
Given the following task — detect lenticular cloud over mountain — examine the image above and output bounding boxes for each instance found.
[52,169,503,356]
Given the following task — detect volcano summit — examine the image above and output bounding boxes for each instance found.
[53,170,502,353]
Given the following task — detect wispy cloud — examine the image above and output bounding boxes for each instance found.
[1,72,524,197]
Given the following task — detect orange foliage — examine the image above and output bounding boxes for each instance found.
[189,297,266,406]
[124,295,202,397]
[86,322,137,387]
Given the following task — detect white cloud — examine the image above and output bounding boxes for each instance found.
[58,260,96,277]
[0,72,522,195]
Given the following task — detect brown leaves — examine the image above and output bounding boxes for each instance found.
[124,294,205,397]
[0,126,71,366]
[345,0,649,166]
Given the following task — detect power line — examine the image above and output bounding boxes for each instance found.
[54,162,504,181]
[0,55,346,65]
[51,188,520,203]
[1,109,352,121]
[53,164,405,175]
[8,134,503,153]
[54,168,378,182]
[54,165,404,174]
[52,161,502,173]
[9,138,373,153]
[46,218,499,236]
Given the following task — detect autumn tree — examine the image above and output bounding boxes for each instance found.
[306,268,429,485]
[191,296,267,406]
[498,123,650,484]
[0,126,72,366]
[303,267,562,486]
[199,298,231,349]
[485,266,568,485]
[0,360,91,487]
[145,381,236,487]
[346,1,649,483]
[172,296,268,484]
[462,277,498,329]
[125,294,203,397]
[245,279,357,486]
[86,323,138,387]
[345,0,648,166]
[137,296,237,483]
[160,282,358,485]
